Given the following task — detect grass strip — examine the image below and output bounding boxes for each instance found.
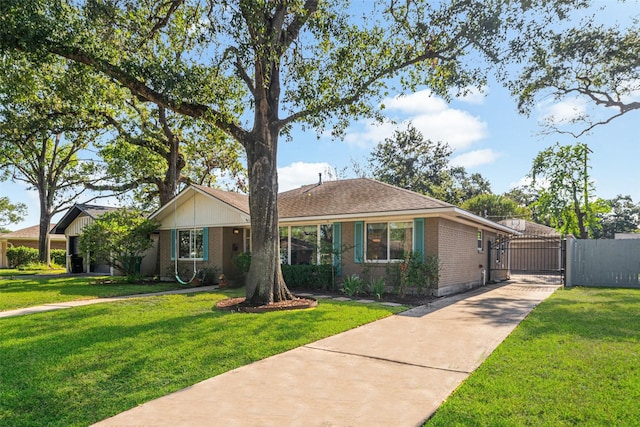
[0,289,405,426]
[426,287,640,426]
[0,276,188,311]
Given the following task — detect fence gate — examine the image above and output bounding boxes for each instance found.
[488,234,565,284]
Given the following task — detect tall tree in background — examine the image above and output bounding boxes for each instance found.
[530,142,609,238]
[593,195,640,239]
[0,0,587,304]
[461,194,531,221]
[512,21,640,136]
[92,100,245,211]
[369,124,491,204]
[0,54,109,264]
[0,196,27,227]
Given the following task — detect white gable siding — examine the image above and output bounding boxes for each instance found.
[66,216,93,237]
[157,192,250,230]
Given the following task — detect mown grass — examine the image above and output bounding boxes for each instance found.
[426,287,640,426]
[0,267,66,277]
[0,289,405,426]
[0,275,188,311]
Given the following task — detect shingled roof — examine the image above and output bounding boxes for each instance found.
[278,178,453,219]
[498,219,560,236]
[1,224,65,241]
[50,204,119,234]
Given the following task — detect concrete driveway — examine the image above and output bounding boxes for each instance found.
[92,279,560,427]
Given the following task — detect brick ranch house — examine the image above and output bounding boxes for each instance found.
[0,224,66,268]
[151,178,514,296]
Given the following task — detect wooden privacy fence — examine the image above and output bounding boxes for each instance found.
[566,238,640,288]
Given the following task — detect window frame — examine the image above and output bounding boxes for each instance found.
[365,220,413,263]
[279,224,334,265]
[177,228,204,260]
[477,230,484,252]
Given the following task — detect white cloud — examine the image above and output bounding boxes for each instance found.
[454,86,488,105]
[450,149,501,168]
[344,89,488,150]
[278,161,333,191]
[538,97,587,125]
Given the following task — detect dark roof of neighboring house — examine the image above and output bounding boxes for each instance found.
[278,178,453,219]
[1,224,66,241]
[498,219,560,236]
[50,204,119,234]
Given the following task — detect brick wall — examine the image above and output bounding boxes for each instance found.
[435,218,488,296]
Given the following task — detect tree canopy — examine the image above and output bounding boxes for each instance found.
[512,18,640,136]
[0,196,27,227]
[369,124,491,204]
[530,142,609,238]
[461,194,531,222]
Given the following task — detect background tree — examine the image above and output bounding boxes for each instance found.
[78,208,159,278]
[461,194,531,222]
[0,196,27,227]
[92,100,246,211]
[0,54,110,264]
[369,124,491,204]
[592,195,640,239]
[530,142,609,238]
[0,0,586,304]
[512,23,640,137]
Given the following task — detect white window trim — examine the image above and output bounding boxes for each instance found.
[365,221,413,263]
[177,229,204,260]
[280,224,334,265]
[477,230,484,253]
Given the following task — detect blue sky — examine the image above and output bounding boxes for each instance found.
[1,0,638,231]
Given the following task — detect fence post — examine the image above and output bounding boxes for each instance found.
[564,235,575,287]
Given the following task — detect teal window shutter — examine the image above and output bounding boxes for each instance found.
[413,218,425,261]
[202,227,209,261]
[354,221,364,264]
[333,223,342,275]
[170,229,176,261]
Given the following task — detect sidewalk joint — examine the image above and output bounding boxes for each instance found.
[303,344,472,375]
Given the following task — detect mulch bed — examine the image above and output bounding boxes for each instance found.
[216,296,318,313]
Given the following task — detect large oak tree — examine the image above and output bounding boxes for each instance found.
[0,0,585,303]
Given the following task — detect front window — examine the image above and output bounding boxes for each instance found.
[179,229,203,259]
[366,221,413,261]
[280,224,333,265]
[290,225,317,265]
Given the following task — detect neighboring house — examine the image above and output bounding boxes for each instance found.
[50,204,160,276]
[151,178,516,296]
[497,219,563,274]
[615,233,640,239]
[0,224,66,268]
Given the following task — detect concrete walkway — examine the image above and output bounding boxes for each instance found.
[91,280,560,427]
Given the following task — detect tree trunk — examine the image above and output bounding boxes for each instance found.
[38,196,52,267]
[243,125,293,305]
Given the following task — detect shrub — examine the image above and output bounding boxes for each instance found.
[367,277,386,300]
[51,249,66,266]
[196,266,221,286]
[232,252,252,273]
[6,246,39,268]
[389,252,441,296]
[281,264,334,291]
[342,274,364,297]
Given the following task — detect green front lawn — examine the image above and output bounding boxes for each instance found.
[0,275,189,311]
[0,290,405,426]
[426,287,640,426]
[0,267,66,277]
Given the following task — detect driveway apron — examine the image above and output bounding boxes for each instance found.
[92,281,560,427]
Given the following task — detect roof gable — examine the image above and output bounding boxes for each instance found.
[50,204,119,234]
